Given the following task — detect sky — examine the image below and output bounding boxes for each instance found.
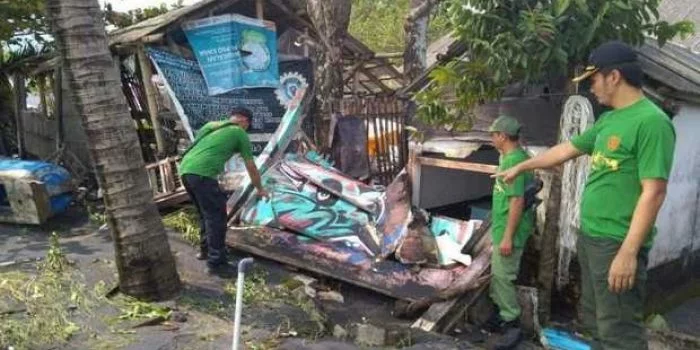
[99,0,199,12]
[3,0,201,53]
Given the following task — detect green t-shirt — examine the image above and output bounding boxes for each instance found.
[571,97,675,246]
[178,122,254,179]
[492,148,535,247]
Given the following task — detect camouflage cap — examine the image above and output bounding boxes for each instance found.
[488,115,521,136]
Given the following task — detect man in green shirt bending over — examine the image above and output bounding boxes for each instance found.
[496,41,675,349]
[179,107,268,275]
[487,115,534,349]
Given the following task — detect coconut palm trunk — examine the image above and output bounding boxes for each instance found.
[45,0,180,299]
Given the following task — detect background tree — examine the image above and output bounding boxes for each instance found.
[45,0,180,300]
[306,0,352,149]
[0,0,47,44]
[403,0,443,82]
[349,0,450,55]
[104,1,184,29]
[415,0,695,129]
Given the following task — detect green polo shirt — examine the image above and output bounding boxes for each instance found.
[571,97,675,246]
[178,121,254,179]
[491,147,534,247]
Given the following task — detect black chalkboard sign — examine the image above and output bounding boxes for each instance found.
[147,47,313,154]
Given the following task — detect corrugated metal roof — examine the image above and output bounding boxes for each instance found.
[109,0,225,46]
[639,39,700,96]
[107,0,405,96]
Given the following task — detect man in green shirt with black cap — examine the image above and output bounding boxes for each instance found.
[179,107,268,276]
[495,41,675,349]
[487,115,534,348]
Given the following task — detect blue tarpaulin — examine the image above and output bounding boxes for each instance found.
[0,159,73,215]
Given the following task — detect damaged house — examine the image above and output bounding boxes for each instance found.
[0,0,406,222]
[2,0,699,344]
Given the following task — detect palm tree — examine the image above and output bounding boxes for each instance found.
[45,0,180,299]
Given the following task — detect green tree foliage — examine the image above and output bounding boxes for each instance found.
[349,0,451,54]
[104,0,185,29]
[416,0,695,129]
[0,0,47,44]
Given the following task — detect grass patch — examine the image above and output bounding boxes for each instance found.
[117,298,172,321]
[86,203,106,226]
[223,268,325,337]
[162,206,200,246]
[223,267,278,305]
[0,232,167,349]
[42,232,69,272]
[0,235,90,349]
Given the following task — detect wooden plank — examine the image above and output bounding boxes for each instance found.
[0,177,51,225]
[14,74,26,158]
[411,283,488,333]
[161,160,175,193]
[147,167,159,197]
[359,66,393,93]
[411,223,493,332]
[154,190,189,208]
[408,143,423,207]
[137,46,166,156]
[255,0,264,19]
[54,66,64,150]
[418,156,498,174]
[226,226,460,301]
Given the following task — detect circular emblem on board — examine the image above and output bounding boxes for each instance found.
[275,72,308,108]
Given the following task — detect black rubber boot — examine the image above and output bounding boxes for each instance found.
[493,320,523,350]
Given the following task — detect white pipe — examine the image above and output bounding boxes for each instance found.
[232,257,254,350]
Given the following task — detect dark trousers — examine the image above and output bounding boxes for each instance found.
[578,234,649,350]
[182,174,227,267]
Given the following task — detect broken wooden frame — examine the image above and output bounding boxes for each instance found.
[0,175,52,225]
[145,156,189,208]
[407,144,497,333]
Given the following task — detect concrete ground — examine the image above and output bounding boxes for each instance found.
[0,205,476,349]
[4,204,697,349]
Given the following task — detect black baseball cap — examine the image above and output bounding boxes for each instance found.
[230,106,253,119]
[572,41,639,82]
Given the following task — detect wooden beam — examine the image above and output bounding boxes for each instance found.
[256,0,264,19]
[13,74,26,158]
[226,226,455,301]
[418,156,498,174]
[343,61,364,86]
[141,33,165,44]
[359,67,393,93]
[412,222,492,332]
[408,143,422,206]
[154,190,189,209]
[270,0,314,29]
[374,52,404,59]
[136,46,166,156]
[54,66,64,150]
[412,284,488,333]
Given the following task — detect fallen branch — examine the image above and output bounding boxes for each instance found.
[132,315,167,328]
[0,307,27,316]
